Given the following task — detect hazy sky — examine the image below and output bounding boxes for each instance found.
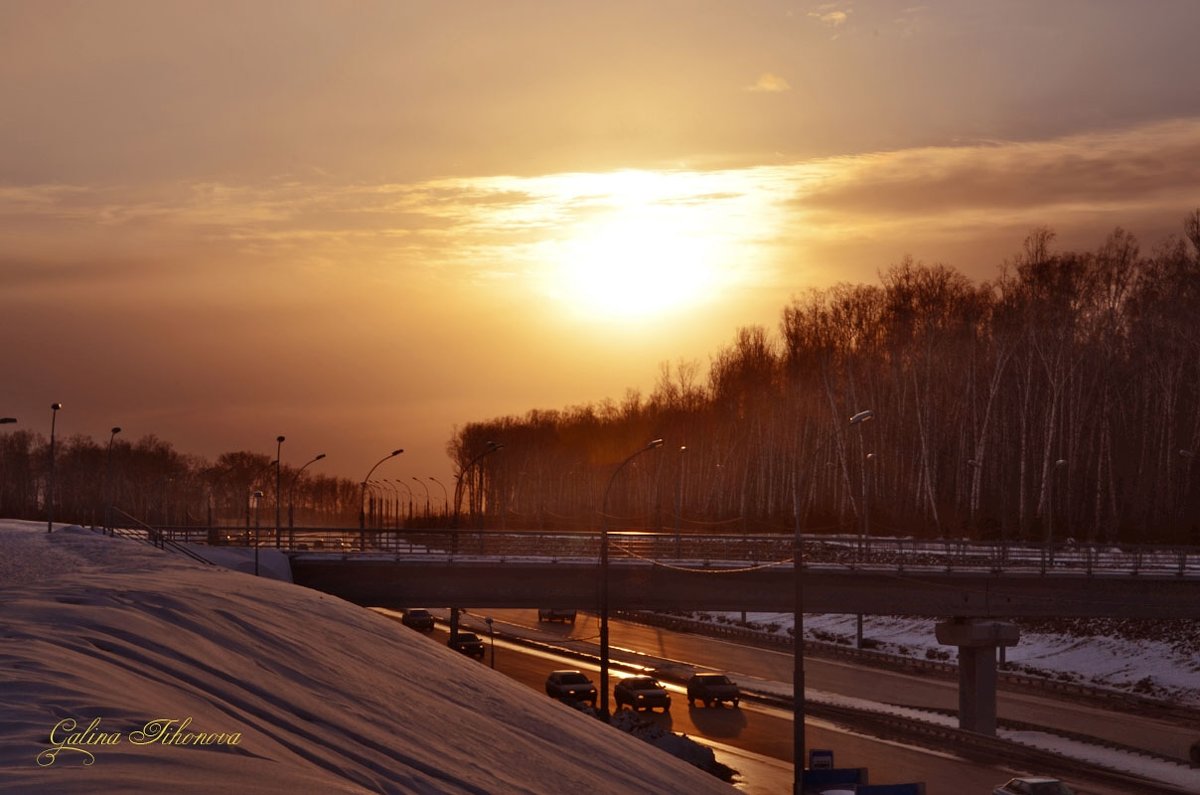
[3,1,1200,486]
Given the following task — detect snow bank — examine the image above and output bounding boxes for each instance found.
[0,521,733,794]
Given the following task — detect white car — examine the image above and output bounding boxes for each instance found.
[993,777,1074,795]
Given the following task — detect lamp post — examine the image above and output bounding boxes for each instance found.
[287,452,325,542]
[392,479,414,524]
[274,436,285,548]
[484,616,495,669]
[792,463,808,795]
[448,441,504,639]
[849,409,873,649]
[104,427,121,534]
[251,490,264,575]
[360,449,404,549]
[377,480,399,530]
[0,417,15,424]
[47,403,62,533]
[452,441,503,527]
[599,438,664,721]
[412,477,431,520]
[673,445,687,558]
[430,476,449,519]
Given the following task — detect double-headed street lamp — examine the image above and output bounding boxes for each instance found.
[360,449,404,548]
[452,441,504,528]
[599,437,664,721]
[47,403,62,533]
[288,453,326,528]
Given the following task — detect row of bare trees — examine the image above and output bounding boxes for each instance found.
[449,214,1200,545]
[0,432,366,529]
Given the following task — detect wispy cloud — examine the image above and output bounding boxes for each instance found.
[3,118,1198,296]
[745,73,791,93]
[809,4,851,28]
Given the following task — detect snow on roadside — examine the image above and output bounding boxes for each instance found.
[690,610,1200,707]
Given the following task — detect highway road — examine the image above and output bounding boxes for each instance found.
[376,607,1160,795]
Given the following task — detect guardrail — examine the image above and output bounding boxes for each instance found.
[133,525,1200,577]
[103,510,214,566]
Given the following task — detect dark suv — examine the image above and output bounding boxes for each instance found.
[686,673,740,707]
[401,609,435,632]
[613,675,670,712]
[447,632,485,659]
[544,670,598,707]
[537,608,577,624]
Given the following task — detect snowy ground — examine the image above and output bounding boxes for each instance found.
[687,610,1200,708]
[0,520,734,794]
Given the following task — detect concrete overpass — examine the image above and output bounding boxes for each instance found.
[275,530,1200,736]
[289,556,1200,618]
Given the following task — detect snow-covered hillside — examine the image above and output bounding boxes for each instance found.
[0,521,733,794]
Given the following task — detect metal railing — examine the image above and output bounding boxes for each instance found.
[117,524,1200,577]
[105,509,214,566]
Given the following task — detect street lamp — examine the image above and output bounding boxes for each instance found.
[251,490,264,575]
[448,441,503,639]
[375,480,399,530]
[287,452,326,541]
[274,436,285,548]
[0,417,15,424]
[599,438,664,721]
[452,441,504,528]
[485,616,495,669]
[430,476,449,518]
[412,477,431,520]
[674,445,687,558]
[391,478,414,524]
[104,427,121,534]
[360,449,404,548]
[848,409,874,649]
[47,403,62,533]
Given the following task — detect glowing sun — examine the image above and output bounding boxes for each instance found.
[553,211,721,319]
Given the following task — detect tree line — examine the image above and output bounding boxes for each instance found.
[6,213,1198,543]
[0,432,377,529]
[448,213,1200,545]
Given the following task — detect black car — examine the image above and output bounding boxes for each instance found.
[544,670,598,707]
[401,609,435,632]
[613,675,670,712]
[447,632,485,659]
[686,672,740,707]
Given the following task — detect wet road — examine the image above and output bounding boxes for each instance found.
[378,608,1151,795]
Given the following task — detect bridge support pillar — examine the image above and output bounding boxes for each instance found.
[935,618,1019,735]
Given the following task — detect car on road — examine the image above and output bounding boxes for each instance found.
[992,777,1075,795]
[401,609,435,632]
[685,672,740,707]
[613,675,671,712]
[544,670,598,707]
[447,632,485,659]
[537,608,577,624]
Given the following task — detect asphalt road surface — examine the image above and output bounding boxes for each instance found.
[379,608,1151,795]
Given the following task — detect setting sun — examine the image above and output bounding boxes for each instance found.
[551,211,720,319]
[517,169,774,321]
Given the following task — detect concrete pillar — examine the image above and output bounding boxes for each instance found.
[935,619,1019,735]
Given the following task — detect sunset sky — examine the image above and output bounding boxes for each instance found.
[3,1,1200,486]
